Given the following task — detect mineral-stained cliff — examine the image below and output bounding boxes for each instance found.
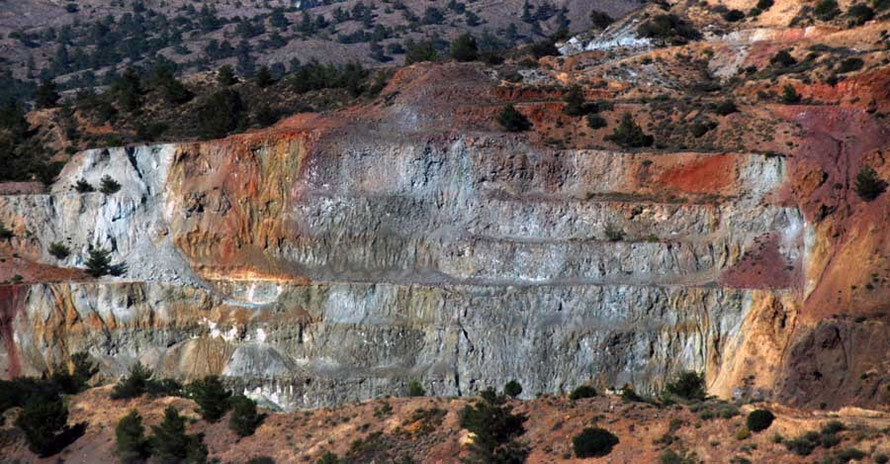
[1,25,889,411]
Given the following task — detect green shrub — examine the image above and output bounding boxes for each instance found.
[16,397,85,457]
[450,33,478,62]
[771,50,797,67]
[74,179,95,193]
[498,104,532,132]
[255,65,275,88]
[724,9,745,21]
[746,409,775,432]
[757,0,775,10]
[573,427,619,458]
[690,120,717,137]
[875,0,890,10]
[837,57,864,73]
[637,14,702,44]
[49,242,70,260]
[111,362,153,400]
[781,84,801,103]
[405,39,438,64]
[587,114,607,129]
[786,435,818,456]
[563,84,588,116]
[664,371,706,401]
[229,394,265,437]
[815,0,841,20]
[407,379,426,397]
[504,380,523,398]
[735,427,751,440]
[115,409,151,464]
[590,10,614,29]
[847,3,874,24]
[50,352,97,394]
[874,453,889,464]
[855,166,887,201]
[217,66,238,86]
[569,385,597,400]
[460,388,528,463]
[190,375,232,423]
[0,221,13,240]
[198,89,245,139]
[99,175,121,194]
[660,449,696,464]
[247,458,276,464]
[607,113,653,148]
[714,100,738,115]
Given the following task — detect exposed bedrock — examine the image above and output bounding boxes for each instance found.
[0,124,816,411]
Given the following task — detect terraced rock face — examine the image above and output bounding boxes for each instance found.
[0,46,887,411]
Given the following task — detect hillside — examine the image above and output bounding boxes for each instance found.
[1,0,890,461]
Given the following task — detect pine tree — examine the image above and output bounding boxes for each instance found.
[460,388,529,463]
[115,409,151,464]
[450,33,478,62]
[191,375,232,423]
[111,362,153,399]
[607,113,653,148]
[855,166,887,201]
[563,84,587,116]
[229,395,264,437]
[113,68,143,112]
[255,65,274,88]
[85,247,113,277]
[16,398,70,457]
[35,79,61,109]
[217,65,238,86]
[151,407,190,463]
[497,104,532,132]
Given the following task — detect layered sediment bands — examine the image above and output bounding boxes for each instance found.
[0,127,802,410]
[11,62,874,411]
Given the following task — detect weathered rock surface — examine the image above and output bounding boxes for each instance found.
[0,54,888,411]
